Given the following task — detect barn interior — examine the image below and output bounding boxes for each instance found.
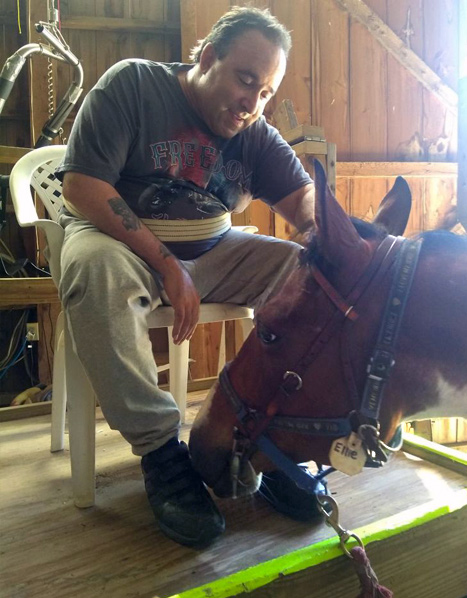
[1,2,467,597]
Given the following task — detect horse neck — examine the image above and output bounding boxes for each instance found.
[390,246,467,421]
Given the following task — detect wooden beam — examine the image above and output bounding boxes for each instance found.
[336,161,457,178]
[0,278,59,308]
[0,402,52,421]
[403,434,467,477]
[0,145,31,165]
[334,0,458,114]
[0,377,216,421]
[291,140,330,157]
[61,16,180,34]
[271,99,299,135]
[282,124,325,145]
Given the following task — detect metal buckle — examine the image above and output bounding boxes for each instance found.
[366,349,395,379]
[280,371,303,395]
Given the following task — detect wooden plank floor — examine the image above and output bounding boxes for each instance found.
[2,391,467,598]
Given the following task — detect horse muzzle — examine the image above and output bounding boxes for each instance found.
[189,440,261,498]
[212,457,262,498]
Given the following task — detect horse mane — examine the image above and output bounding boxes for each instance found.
[299,217,388,270]
[417,229,467,252]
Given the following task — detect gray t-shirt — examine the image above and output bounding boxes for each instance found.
[57,59,312,256]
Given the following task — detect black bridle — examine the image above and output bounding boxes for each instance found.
[219,235,423,496]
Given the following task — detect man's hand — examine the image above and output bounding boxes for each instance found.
[161,257,200,344]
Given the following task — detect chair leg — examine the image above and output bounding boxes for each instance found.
[217,322,227,375]
[64,323,96,508]
[168,327,190,424]
[51,311,66,452]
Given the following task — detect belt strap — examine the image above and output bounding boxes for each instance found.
[141,212,231,242]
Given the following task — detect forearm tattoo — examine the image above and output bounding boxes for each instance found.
[108,197,141,231]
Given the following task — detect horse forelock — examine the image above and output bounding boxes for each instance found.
[299,217,388,272]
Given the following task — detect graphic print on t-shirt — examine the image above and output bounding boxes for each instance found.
[145,127,253,219]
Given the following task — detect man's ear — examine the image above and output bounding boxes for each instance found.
[199,42,217,73]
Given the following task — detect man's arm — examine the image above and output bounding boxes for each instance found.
[271,182,315,232]
[62,171,200,344]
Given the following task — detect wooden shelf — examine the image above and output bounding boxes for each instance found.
[0,278,59,308]
[0,145,31,165]
[337,161,458,177]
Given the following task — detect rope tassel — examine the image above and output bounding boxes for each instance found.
[350,546,393,598]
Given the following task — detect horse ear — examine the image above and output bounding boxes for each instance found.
[313,159,364,265]
[373,176,412,236]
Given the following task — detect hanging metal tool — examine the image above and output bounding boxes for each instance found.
[0,0,84,148]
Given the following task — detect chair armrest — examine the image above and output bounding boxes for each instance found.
[9,167,40,227]
[9,145,65,226]
[35,220,65,285]
[232,225,259,234]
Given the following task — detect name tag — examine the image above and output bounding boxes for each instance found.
[329,432,366,475]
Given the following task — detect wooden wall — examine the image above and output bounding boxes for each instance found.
[0,1,30,257]
[0,0,461,387]
[181,0,459,241]
[0,2,30,154]
[181,0,458,163]
[56,0,181,141]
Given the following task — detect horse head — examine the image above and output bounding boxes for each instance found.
[190,161,467,498]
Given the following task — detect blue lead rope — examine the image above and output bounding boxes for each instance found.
[256,434,334,495]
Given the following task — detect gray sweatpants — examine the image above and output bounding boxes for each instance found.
[58,213,301,456]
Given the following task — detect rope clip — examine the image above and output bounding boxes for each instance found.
[316,494,364,558]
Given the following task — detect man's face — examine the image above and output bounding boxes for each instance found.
[196,29,287,139]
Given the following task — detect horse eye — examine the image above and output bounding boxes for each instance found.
[257,325,278,344]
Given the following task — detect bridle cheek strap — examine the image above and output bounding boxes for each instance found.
[219,236,423,478]
[309,264,359,321]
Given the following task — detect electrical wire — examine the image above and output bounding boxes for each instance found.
[0,253,28,277]
[0,337,28,380]
[0,245,51,278]
[0,238,14,260]
[16,0,21,34]
[0,310,29,369]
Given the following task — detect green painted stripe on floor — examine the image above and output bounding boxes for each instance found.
[166,487,467,598]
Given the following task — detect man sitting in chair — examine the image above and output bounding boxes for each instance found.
[57,6,316,547]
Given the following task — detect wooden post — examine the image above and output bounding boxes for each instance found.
[458,0,467,229]
[179,0,229,379]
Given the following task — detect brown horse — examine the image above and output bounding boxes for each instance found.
[190,161,467,499]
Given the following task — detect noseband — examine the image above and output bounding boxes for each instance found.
[219,235,423,495]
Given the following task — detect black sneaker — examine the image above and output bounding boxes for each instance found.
[257,467,329,521]
[142,438,225,547]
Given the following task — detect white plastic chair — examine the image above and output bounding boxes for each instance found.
[9,145,254,508]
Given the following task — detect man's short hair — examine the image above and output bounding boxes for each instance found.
[189,6,292,63]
